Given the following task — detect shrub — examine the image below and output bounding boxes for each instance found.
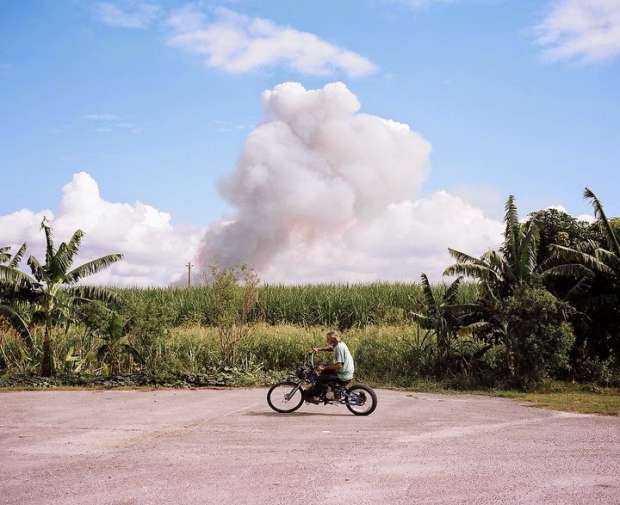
[208,266,259,366]
[504,287,575,390]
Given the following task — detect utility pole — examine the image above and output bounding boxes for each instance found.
[186,262,193,288]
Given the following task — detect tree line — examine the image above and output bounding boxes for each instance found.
[413,189,619,388]
[0,188,618,389]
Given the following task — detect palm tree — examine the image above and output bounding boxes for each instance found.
[12,218,123,376]
[444,195,540,298]
[546,188,619,291]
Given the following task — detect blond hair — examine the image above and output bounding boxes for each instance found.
[326,330,340,341]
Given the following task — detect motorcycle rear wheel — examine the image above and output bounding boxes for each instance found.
[345,384,378,416]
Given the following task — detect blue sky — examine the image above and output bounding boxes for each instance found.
[2,0,618,219]
[0,0,619,284]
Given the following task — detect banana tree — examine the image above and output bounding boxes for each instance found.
[411,274,464,368]
[444,195,541,299]
[97,315,142,376]
[442,195,543,376]
[16,218,123,376]
[0,243,33,350]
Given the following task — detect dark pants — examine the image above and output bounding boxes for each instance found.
[313,373,341,396]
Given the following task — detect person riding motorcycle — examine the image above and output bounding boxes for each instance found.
[307,330,354,402]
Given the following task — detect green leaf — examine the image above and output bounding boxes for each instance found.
[65,254,123,284]
[410,311,433,327]
[444,276,462,305]
[0,246,10,264]
[504,195,520,265]
[54,230,84,273]
[0,265,36,288]
[40,217,55,266]
[595,248,620,275]
[64,285,120,304]
[543,263,593,279]
[419,273,437,313]
[96,344,111,362]
[0,304,33,349]
[7,243,27,268]
[584,187,620,256]
[27,256,46,282]
[122,343,143,364]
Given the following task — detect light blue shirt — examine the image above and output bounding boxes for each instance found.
[333,341,354,381]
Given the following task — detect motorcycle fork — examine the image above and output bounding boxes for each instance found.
[285,383,302,401]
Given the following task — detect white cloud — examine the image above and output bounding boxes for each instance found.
[196,82,503,283]
[96,2,160,29]
[0,172,203,286]
[536,0,620,63]
[165,6,377,77]
[577,213,596,223]
[547,204,568,213]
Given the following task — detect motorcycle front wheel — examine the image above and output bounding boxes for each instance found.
[267,381,305,413]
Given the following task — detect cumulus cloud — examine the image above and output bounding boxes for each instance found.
[0,172,203,286]
[165,6,376,77]
[535,0,620,63]
[96,2,160,29]
[196,82,502,283]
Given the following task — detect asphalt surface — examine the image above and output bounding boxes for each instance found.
[1,388,619,505]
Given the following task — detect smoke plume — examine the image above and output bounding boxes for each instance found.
[197,82,502,282]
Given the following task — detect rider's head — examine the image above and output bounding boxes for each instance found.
[326,330,340,347]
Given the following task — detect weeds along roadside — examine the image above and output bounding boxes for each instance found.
[0,322,465,386]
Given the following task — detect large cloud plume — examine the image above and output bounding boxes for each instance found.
[197,82,503,283]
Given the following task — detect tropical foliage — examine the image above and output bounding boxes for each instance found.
[410,273,464,371]
[96,315,142,376]
[0,189,618,391]
[0,218,122,375]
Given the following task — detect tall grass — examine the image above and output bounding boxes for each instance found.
[115,282,479,327]
[0,323,447,387]
[1,281,486,388]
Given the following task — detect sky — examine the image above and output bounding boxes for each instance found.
[0,0,619,285]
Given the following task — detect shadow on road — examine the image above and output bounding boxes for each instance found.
[245,410,351,417]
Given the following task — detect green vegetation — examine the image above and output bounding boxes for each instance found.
[1,189,619,409]
[496,382,620,416]
[114,280,479,328]
[0,323,472,388]
[0,218,122,376]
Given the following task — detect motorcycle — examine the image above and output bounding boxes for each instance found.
[266,351,378,416]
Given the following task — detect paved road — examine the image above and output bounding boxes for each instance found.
[1,389,619,505]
